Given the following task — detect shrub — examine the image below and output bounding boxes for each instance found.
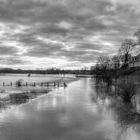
[15,79,23,87]
[117,80,136,103]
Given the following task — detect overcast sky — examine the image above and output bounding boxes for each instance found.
[0,0,139,69]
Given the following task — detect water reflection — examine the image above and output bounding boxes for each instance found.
[94,79,140,140]
[0,78,140,140]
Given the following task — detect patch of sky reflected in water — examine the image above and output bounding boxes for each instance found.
[0,78,140,140]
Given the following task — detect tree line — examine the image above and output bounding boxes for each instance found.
[0,68,91,75]
[94,29,140,85]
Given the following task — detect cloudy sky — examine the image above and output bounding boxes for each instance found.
[0,0,139,69]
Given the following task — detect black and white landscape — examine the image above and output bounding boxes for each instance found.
[0,0,140,140]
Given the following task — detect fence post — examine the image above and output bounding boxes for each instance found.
[47,82,49,87]
[41,82,43,87]
[54,82,56,87]
[64,82,67,87]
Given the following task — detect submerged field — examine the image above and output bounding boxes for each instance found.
[0,74,77,109]
[0,78,140,140]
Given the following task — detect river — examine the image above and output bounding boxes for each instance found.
[0,78,140,140]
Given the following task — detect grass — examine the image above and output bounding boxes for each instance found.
[0,89,51,107]
[10,89,51,104]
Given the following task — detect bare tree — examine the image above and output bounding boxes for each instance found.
[95,56,113,85]
[119,39,135,69]
[133,29,140,54]
[111,55,120,70]
[97,56,111,70]
[134,29,140,44]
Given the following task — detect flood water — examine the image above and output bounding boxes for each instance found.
[0,74,73,92]
[0,78,140,140]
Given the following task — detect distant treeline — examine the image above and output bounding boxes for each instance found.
[0,68,92,75]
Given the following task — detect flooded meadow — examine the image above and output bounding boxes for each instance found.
[0,75,140,140]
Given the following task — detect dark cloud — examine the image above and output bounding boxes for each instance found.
[26,43,64,57]
[0,0,139,68]
[76,43,102,51]
[0,46,17,55]
[0,56,29,65]
[37,23,70,36]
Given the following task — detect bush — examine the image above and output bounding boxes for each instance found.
[15,79,23,87]
[117,80,136,103]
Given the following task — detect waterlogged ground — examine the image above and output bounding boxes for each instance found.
[0,78,140,140]
[0,74,76,108]
[0,74,75,92]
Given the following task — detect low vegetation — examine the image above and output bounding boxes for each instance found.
[117,80,136,103]
[0,89,51,108]
[94,29,140,104]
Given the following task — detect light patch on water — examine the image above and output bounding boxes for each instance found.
[0,78,139,140]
